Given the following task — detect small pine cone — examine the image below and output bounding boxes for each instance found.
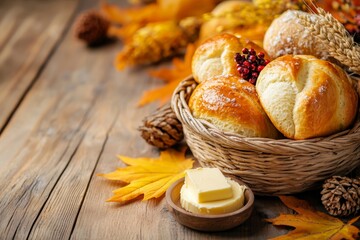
[74,10,110,45]
[139,103,183,149]
[321,176,360,217]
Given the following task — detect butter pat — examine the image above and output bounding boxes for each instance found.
[185,168,233,203]
[180,178,246,215]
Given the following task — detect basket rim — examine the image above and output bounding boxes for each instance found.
[171,75,360,149]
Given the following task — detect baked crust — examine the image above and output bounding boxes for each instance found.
[256,55,358,139]
[189,75,280,138]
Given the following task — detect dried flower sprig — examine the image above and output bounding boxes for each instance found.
[115,18,201,70]
[294,2,360,74]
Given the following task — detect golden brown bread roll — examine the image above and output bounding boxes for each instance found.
[263,10,329,60]
[189,75,280,138]
[192,33,269,83]
[256,55,358,140]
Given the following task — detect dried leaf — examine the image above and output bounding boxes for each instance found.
[99,147,194,203]
[267,196,360,240]
[137,43,196,106]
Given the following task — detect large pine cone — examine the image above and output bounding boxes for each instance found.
[321,176,360,217]
[139,103,183,149]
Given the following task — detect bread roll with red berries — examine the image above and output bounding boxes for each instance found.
[189,75,279,138]
[256,55,358,140]
[192,33,269,83]
[263,10,329,60]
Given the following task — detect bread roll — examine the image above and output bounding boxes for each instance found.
[189,75,279,138]
[192,33,268,83]
[256,55,358,140]
[263,10,329,60]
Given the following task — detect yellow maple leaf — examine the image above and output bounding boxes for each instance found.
[137,43,196,106]
[99,147,194,203]
[267,196,360,240]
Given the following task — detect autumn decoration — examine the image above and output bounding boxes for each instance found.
[139,103,184,149]
[316,0,360,43]
[99,147,194,203]
[74,10,110,46]
[321,176,360,217]
[267,196,360,240]
[114,19,200,70]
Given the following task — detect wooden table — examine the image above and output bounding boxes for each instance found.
[1,0,359,239]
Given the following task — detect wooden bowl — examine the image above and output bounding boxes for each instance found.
[166,177,254,232]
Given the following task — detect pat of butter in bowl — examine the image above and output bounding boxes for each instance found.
[180,168,246,215]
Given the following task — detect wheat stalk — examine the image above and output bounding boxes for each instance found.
[294,5,360,74]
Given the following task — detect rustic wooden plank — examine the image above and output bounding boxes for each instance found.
[0,0,77,133]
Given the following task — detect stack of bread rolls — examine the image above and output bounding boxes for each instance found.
[190,33,279,138]
[189,29,358,140]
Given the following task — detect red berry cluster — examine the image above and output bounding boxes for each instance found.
[235,48,270,85]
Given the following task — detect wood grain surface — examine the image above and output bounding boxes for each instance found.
[0,0,358,239]
[0,0,78,133]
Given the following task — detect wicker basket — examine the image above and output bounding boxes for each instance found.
[171,76,360,195]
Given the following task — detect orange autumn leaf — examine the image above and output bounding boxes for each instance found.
[101,2,167,25]
[101,0,216,26]
[99,147,194,203]
[107,24,145,43]
[267,196,360,240]
[159,0,216,20]
[138,43,196,106]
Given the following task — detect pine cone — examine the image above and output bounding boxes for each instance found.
[139,103,183,149]
[74,10,110,45]
[321,176,360,217]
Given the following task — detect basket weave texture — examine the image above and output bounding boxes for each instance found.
[171,76,360,195]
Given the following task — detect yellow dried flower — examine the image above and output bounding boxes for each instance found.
[115,19,201,69]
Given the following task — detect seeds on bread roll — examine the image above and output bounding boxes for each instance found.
[192,33,269,83]
[256,55,358,140]
[189,75,280,138]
